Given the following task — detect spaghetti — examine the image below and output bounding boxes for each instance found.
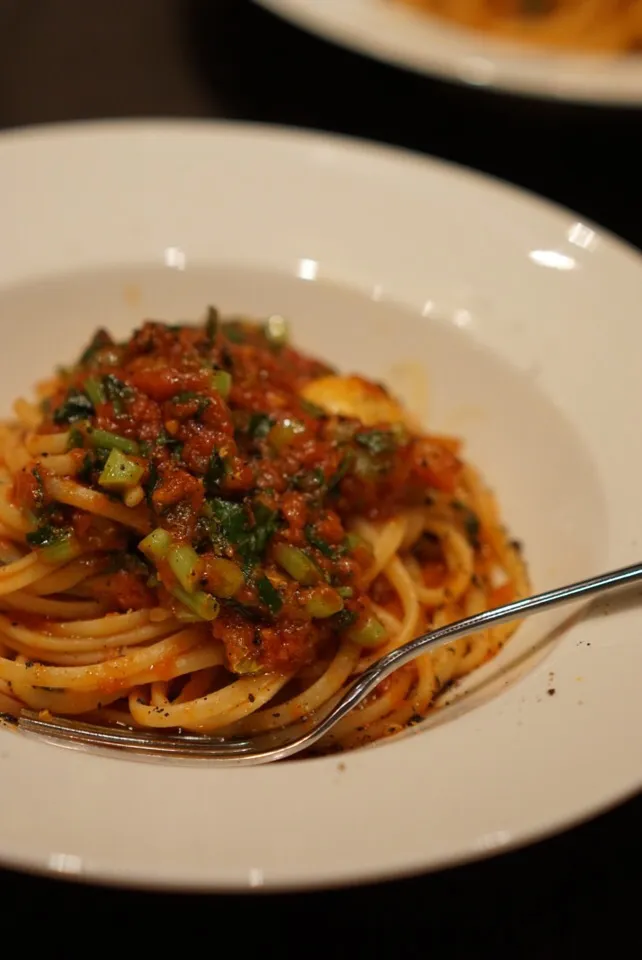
[395,0,642,52]
[0,310,528,753]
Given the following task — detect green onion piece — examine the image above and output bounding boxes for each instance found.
[268,418,306,452]
[337,586,354,599]
[344,532,370,553]
[86,427,139,455]
[167,544,201,594]
[233,657,261,675]
[40,536,80,565]
[264,314,289,347]
[211,370,232,399]
[304,587,344,619]
[203,557,244,598]
[274,543,322,586]
[348,614,387,649]
[98,448,144,490]
[84,377,106,407]
[139,527,172,561]
[171,584,219,622]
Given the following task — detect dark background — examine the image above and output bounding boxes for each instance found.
[0,1,641,954]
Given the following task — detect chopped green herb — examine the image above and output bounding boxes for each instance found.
[156,430,183,454]
[67,427,84,450]
[210,498,279,569]
[52,390,94,425]
[26,523,72,550]
[78,453,94,484]
[222,321,246,344]
[145,461,159,507]
[175,392,210,418]
[251,502,280,559]
[248,413,274,440]
[333,608,358,631]
[305,524,337,558]
[300,398,326,419]
[290,467,325,493]
[204,452,225,496]
[205,306,219,345]
[328,453,353,492]
[30,467,45,511]
[256,576,283,615]
[79,328,114,366]
[355,429,397,456]
[102,374,132,415]
[452,501,481,548]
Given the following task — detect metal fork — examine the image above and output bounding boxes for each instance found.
[12,560,642,765]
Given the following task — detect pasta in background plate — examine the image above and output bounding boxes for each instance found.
[395,0,642,52]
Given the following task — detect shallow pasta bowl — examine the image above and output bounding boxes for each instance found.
[0,120,641,891]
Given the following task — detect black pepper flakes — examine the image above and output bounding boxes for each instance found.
[248,693,256,703]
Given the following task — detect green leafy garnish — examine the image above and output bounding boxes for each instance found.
[305,524,337,559]
[300,398,326,419]
[77,452,94,484]
[256,576,283,615]
[250,502,281,560]
[248,413,274,440]
[67,427,84,450]
[205,306,219,345]
[210,498,280,569]
[52,390,94,425]
[222,321,246,344]
[328,453,353,492]
[79,328,114,366]
[145,460,159,507]
[102,374,132,415]
[452,500,481,548]
[204,452,226,496]
[355,429,398,456]
[175,392,210,418]
[290,466,326,493]
[26,522,71,549]
[333,608,358,631]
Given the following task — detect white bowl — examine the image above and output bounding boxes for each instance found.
[256,0,642,105]
[0,120,640,891]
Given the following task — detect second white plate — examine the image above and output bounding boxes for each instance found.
[256,0,642,105]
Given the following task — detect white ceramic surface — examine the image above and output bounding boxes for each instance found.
[256,0,642,105]
[0,120,641,891]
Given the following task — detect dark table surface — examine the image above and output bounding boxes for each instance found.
[1,1,641,954]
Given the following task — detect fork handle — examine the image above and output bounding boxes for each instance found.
[346,559,642,709]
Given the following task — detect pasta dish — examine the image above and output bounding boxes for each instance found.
[395,0,642,52]
[0,310,528,753]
